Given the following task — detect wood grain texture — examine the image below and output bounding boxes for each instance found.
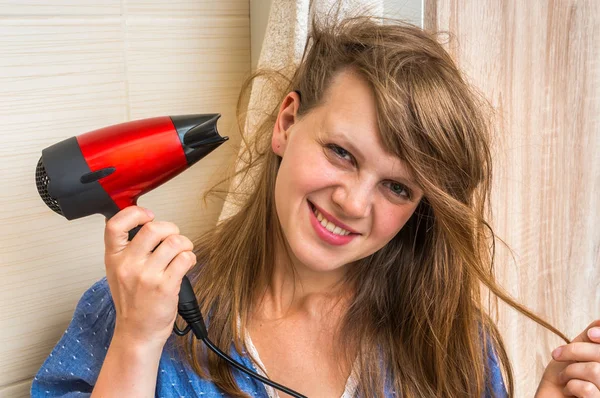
[425,0,600,396]
[0,0,249,392]
[0,380,31,398]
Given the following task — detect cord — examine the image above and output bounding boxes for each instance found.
[202,337,307,398]
[177,276,307,398]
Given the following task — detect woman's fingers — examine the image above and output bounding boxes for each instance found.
[147,233,194,273]
[104,206,154,255]
[551,323,600,397]
[128,220,181,259]
[571,321,600,344]
[164,251,197,289]
[559,362,600,390]
[553,341,600,363]
[563,378,600,397]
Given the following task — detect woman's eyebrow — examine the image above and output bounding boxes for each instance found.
[328,130,365,162]
[328,130,420,189]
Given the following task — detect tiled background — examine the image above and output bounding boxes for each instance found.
[0,1,250,395]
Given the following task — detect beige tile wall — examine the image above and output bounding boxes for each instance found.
[0,1,249,395]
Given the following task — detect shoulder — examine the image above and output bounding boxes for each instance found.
[484,333,508,398]
[75,277,114,319]
[54,276,116,347]
[31,278,116,396]
[68,277,116,343]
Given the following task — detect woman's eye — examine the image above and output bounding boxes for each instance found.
[328,144,353,162]
[384,181,411,199]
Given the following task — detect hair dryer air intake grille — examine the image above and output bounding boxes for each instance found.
[35,157,63,216]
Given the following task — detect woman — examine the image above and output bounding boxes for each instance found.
[32,15,600,398]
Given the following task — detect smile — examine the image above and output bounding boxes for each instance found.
[312,206,352,236]
[308,201,359,246]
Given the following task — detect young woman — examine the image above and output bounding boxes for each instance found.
[32,16,600,398]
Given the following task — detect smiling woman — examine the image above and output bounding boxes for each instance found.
[32,10,591,398]
[180,15,530,397]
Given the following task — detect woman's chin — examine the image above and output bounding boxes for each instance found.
[291,250,349,275]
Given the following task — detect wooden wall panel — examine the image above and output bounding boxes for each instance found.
[0,381,30,398]
[425,0,599,396]
[0,1,249,395]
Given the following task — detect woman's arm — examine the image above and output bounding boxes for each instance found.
[32,206,197,397]
[91,332,163,398]
[94,206,196,396]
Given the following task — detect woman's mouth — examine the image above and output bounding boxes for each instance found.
[311,205,352,235]
[307,200,358,246]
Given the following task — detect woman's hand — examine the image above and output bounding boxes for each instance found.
[536,320,600,397]
[104,206,197,349]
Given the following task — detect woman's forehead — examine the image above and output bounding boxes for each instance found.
[320,69,377,114]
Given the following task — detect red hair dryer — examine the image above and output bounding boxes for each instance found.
[36,114,225,222]
[35,114,226,342]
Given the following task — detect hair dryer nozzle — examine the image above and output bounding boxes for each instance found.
[171,114,228,165]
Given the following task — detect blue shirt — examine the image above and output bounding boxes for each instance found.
[32,278,507,397]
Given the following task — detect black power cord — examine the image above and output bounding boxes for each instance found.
[175,276,308,398]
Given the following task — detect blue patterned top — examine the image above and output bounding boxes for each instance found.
[32,278,507,397]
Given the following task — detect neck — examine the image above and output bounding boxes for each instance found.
[255,235,353,320]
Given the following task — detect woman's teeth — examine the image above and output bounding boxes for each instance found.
[313,207,351,236]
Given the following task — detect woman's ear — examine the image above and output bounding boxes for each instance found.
[272,90,301,157]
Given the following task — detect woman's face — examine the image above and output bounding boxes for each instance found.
[271,69,423,275]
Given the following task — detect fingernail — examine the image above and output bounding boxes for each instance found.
[589,327,600,339]
[552,346,562,359]
[144,208,154,218]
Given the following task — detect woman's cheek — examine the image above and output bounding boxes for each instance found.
[303,153,338,184]
[376,205,412,239]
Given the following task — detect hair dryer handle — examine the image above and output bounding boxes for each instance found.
[127,225,143,241]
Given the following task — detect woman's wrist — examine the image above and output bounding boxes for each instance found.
[91,328,166,398]
[111,327,166,358]
[112,322,170,352]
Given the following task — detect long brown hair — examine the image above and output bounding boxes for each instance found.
[179,15,568,397]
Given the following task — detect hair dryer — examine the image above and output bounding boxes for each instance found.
[35,114,224,221]
[35,113,224,336]
[34,115,306,398]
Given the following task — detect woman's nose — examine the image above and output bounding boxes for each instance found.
[331,178,373,219]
